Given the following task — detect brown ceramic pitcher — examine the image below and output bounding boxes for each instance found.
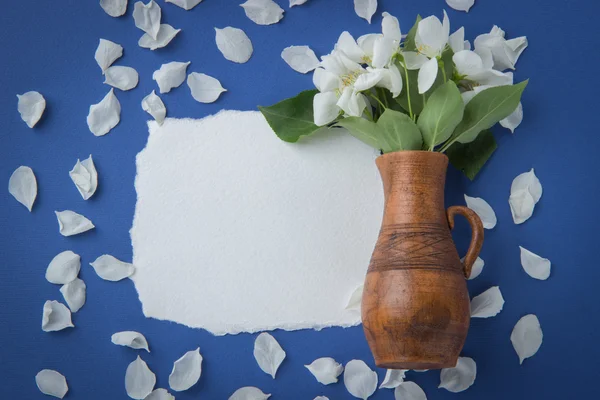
[361,151,484,370]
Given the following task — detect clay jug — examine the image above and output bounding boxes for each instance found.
[361,151,484,370]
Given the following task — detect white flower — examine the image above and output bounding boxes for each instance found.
[453,50,514,104]
[411,10,450,94]
[473,25,528,71]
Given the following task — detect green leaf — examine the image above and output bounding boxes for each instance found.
[446,130,497,180]
[396,65,424,115]
[418,81,464,150]
[258,89,320,143]
[377,109,423,152]
[452,80,528,144]
[335,117,382,150]
[403,15,422,52]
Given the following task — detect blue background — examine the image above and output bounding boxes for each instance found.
[1,0,598,398]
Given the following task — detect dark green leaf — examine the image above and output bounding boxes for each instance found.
[403,15,422,52]
[258,89,320,143]
[335,117,382,150]
[452,80,528,144]
[396,65,424,115]
[418,81,464,150]
[377,109,423,152]
[446,130,497,180]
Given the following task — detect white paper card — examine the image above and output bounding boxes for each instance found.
[130,111,383,334]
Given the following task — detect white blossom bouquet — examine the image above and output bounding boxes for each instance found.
[260,11,528,179]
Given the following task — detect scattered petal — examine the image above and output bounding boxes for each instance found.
[17,91,46,128]
[125,356,156,399]
[60,278,86,313]
[464,256,484,280]
[519,247,551,280]
[153,61,190,93]
[464,195,496,229]
[314,397,328,400]
[133,1,162,40]
[35,370,68,398]
[439,357,476,393]
[55,210,95,236]
[8,166,37,211]
[42,300,74,332]
[139,24,181,50]
[500,102,523,133]
[229,387,271,400]
[100,0,128,17]
[187,72,227,103]
[344,360,377,399]
[470,286,504,318]
[142,91,166,125]
[169,348,202,391]
[240,0,284,25]
[112,331,150,352]
[445,0,475,12]
[511,314,543,364]
[166,0,202,10]
[509,168,542,224]
[281,45,319,74]
[90,254,135,281]
[305,357,343,385]
[87,89,121,136]
[95,39,124,72]
[353,0,377,24]
[104,66,139,91]
[69,155,98,200]
[254,333,286,379]
[380,369,406,389]
[145,389,175,400]
[417,57,438,94]
[394,381,426,400]
[290,0,308,6]
[345,284,363,312]
[46,251,81,285]
[215,27,253,64]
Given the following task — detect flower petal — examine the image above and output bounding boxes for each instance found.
[376,64,403,98]
[142,91,167,126]
[60,278,86,313]
[509,168,542,224]
[111,331,150,352]
[357,33,381,58]
[417,57,438,94]
[138,24,180,50]
[470,286,504,318]
[343,360,377,399]
[289,0,308,6]
[336,31,365,63]
[382,12,401,42]
[42,300,74,332]
[36,370,68,399]
[215,27,254,64]
[519,247,551,280]
[452,50,483,77]
[312,68,341,92]
[372,36,395,68]
[402,52,428,70]
[353,0,377,24]
[240,0,284,25]
[153,61,191,93]
[133,1,162,40]
[8,166,37,211]
[100,0,127,17]
[145,388,175,400]
[282,45,320,74]
[511,314,543,364]
[393,381,426,400]
[229,387,271,400]
[354,70,385,92]
[125,356,156,399]
[187,72,227,103]
[69,155,98,200]
[416,15,446,57]
[87,89,121,136]
[46,251,80,285]
[467,256,484,280]
[305,357,344,385]
[169,348,202,391]
[17,91,46,128]
[464,195,496,229]
[90,254,135,281]
[439,357,476,392]
[313,91,339,126]
[344,283,363,312]
[104,66,139,91]
[500,102,523,133]
[445,0,475,12]
[254,333,286,379]
[379,369,406,389]
[449,27,466,53]
[55,210,95,236]
[337,87,367,117]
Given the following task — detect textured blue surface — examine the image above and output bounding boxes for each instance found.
[1,0,599,398]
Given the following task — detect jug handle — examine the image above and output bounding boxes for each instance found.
[447,206,484,279]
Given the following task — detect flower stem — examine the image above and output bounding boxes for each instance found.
[440,60,447,83]
[402,65,414,120]
[367,92,387,111]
